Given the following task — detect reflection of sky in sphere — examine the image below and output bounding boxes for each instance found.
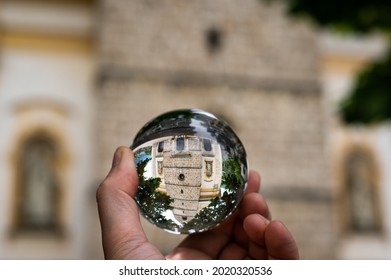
[163,210,182,227]
[189,117,231,156]
[136,152,153,178]
[136,153,149,162]
[190,118,213,142]
[144,161,153,179]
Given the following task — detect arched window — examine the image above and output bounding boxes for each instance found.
[15,135,60,232]
[344,150,382,233]
[157,141,164,153]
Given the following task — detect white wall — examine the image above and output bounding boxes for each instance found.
[320,32,391,259]
[0,47,95,259]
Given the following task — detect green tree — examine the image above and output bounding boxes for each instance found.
[182,197,229,231]
[222,157,245,192]
[275,0,391,124]
[134,149,176,230]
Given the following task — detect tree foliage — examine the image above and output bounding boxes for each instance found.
[222,157,245,192]
[182,156,246,231]
[276,0,391,124]
[283,0,391,33]
[339,50,391,124]
[134,150,176,230]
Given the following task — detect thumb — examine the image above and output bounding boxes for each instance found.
[96,146,164,259]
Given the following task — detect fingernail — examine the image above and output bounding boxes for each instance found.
[257,214,270,225]
[112,148,123,167]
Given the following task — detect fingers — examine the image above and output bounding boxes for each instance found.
[243,215,299,260]
[241,170,299,259]
[240,192,272,221]
[167,230,230,259]
[229,170,270,248]
[265,220,299,260]
[246,170,261,194]
[104,146,139,197]
[240,170,271,221]
[168,171,263,259]
[242,214,269,259]
[96,146,164,260]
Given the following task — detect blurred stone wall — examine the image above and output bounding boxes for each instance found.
[94,0,335,259]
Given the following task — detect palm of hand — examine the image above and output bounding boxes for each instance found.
[166,171,298,260]
[97,147,298,260]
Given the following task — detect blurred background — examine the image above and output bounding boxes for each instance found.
[0,0,390,259]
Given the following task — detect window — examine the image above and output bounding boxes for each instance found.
[157,141,164,153]
[203,139,212,152]
[16,136,60,232]
[176,137,185,151]
[205,160,213,178]
[344,151,381,233]
[157,161,163,175]
[206,27,223,53]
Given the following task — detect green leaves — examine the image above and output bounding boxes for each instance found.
[222,157,245,192]
[284,0,391,33]
[339,50,391,124]
[275,0,391,124]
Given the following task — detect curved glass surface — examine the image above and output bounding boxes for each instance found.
[131,109,248,234]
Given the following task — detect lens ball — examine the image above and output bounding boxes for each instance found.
[131,109,248,234]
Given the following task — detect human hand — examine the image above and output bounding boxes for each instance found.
[96,146,299,260]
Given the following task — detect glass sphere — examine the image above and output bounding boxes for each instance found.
[131,109,249,234]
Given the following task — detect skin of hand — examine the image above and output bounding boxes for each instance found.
[96,146,299,260]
